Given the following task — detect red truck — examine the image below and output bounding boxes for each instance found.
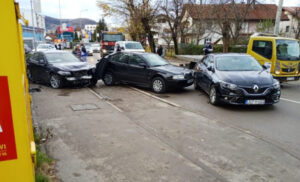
[100,31,125,57]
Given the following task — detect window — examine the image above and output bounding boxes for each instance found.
[30,53,40,63]
[252,40,273,59]
[129,55,144,65]
[204,38,211,44]
[286,26,290,33]
[110,53,122,62]
[117,54,129,64]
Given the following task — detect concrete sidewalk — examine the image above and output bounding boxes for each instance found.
[31,84,300,182]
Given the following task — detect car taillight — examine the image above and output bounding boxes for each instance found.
[275,60,280,74]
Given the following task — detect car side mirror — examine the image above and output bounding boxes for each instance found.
[207,66,215,72]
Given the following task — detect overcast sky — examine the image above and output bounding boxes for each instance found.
[16,0,300,25]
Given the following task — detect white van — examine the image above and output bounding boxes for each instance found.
[113,41,145,53]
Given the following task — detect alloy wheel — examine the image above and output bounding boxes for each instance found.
[153,80,163,93]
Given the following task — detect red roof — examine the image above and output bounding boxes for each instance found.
[182,4,289,21]
[283,7,300,18]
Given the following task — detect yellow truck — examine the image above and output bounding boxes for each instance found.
[247,33,300,82]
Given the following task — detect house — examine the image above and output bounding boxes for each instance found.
[153,14,174,47]
[180,3,289,45]
[281,7,300,38]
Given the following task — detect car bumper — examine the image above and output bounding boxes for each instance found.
[62,76,92,85]
[273,76,300,82]
[166,78,194,88]
[218,87,281,105]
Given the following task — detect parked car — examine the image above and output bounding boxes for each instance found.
[91,43,101,53]
[194,54,281,105]
[26,50,95,88]
[92,52,193,93]
[113,41,145,53]
[85,45,93,56]
[36,44,56,52]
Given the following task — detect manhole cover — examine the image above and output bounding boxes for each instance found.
[70,104,99,111]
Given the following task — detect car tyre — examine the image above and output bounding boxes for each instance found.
[50,74,63,89]
[152,77,166,94]
[209,86,219,105]
[103,72,115,86]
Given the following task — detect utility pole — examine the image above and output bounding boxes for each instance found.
[30,0,36,51]
[274,0,284,35]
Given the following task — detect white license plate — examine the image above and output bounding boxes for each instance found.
[187,79,193,83]
[287,77,295,81]
[245,100,265,105]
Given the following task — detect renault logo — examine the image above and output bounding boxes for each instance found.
[253,85,259,93]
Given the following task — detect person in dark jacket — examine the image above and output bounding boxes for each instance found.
[157,45,163,56]
[116,43,122,52]
[81,44,87,62]
[203,41,213,55]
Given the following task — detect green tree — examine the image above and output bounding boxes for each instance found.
[95,18,108,37]
[74,32,79,41]
[256,19,274,33]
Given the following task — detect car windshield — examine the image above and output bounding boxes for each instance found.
[142,54,169,67]
[276,40,300,61]
[45,52,80,63]
[91,44,100,47]
[216,56,263,71]
[103,34,123,42]
[125,42,143,49]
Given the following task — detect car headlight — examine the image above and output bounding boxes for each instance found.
[273,80,280,89]
[220,81,238,90]
[103,49,107,53]
[172,74,185,80]
[58,71,71,76]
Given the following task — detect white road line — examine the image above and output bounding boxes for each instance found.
[88,88,123,112]
[280,98,300,105]
[129,87,181,108]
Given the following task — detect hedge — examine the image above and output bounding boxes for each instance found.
[178,44,247,55]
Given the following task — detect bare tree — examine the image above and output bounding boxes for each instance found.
[161,0,184,54]
[293,8,300,39]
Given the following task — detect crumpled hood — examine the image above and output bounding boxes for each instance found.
[216,70,274,86]
[151,64,191,75]
[51,62,95,71]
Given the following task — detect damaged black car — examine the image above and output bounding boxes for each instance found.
[26,50,95,88]
[92,52,194,93]
[194,54,281,105]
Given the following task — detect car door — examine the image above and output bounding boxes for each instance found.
[27,53,40,80]
[202,56,215,91]
[36,53,50,83]
[108,53,129,81]
[126,54,149,85]
[196,56,209,89]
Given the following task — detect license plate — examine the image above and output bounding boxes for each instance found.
[187,79,193,83]
[287,77,295,81]
[245,100,265,105]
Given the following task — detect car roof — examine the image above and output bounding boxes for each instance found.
[117,41,142,44]
[209,53,251,57]
[42,50,70,54]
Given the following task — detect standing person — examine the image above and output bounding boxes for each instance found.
[116,43,122,52]
[58,43,62,50]
[74,44,82,60]
[81,43,87,62]
[203,41,213,55]
[157,45,163,56]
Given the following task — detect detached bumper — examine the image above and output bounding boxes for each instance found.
[166,78,194,88]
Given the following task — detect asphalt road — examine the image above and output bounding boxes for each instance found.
[89,53,300,160]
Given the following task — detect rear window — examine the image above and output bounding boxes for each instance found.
[125,43,143,49]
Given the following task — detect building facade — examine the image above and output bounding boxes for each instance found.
[84,24,97,33]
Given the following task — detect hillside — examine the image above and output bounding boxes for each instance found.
[45,16,97,30]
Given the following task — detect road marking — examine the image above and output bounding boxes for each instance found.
[88,88,123,112]
[129,87,181,108]
[281,98,300,105]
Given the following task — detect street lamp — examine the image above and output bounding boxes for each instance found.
[30,0,37,50]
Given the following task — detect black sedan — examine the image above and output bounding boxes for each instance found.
[92,52,194,93]
[26,50,95,88]
[194,54,281,105]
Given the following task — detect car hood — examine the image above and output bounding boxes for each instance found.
[151,64,191,75]
[125,49,145,52]
[51,62,95,71]
[216,70,274,86]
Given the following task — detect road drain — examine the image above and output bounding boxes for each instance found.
[70,104,99,111]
